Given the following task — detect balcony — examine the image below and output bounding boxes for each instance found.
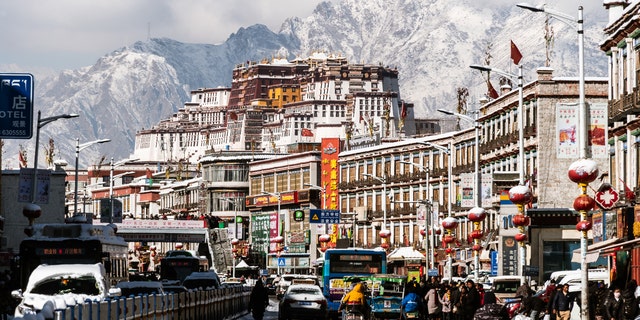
[609,89,640,124]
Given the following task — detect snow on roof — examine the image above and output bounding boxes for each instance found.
[116,281,163,289]
[387,247,426,261]
[26,263,107,294]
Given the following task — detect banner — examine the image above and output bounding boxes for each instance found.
[589,103,608,158]
[481,173,493,208]
[556,103,579,158]
[460,173,474,208]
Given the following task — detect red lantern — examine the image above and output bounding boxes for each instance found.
[175,243,183,249]
[232,248,238,253]
[573,194,595,211]
[468,207,487,222]
[445,248,453,254]
[509,185,532,205]
[512,215,531,227]
[273,236,284,243]
[568,159,599,184]
[379,230,391,238]
[576,220,592,232]
[515,233,528,242]
[231,238,240,246]
[472,244,482,251]
[434,228,442,235]
[443,235,456,244]
[469,230,483,240]
[319,246,327,252]
[442,217,459,230]
[381,242,390,249]
[22,203,42,220]
[319,234,331,242]
[433,252,438,257]
[420,228,426,236]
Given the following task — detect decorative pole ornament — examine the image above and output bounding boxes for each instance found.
[318,234,330,252]
[379,229,391,249]
[509,184,532,279]
[568,159,599,237]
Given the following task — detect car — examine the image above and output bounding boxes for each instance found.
[276,274,319,299]
[12,263,121,319]
[266,275,278,295]
[161,279,189,294]
[489,276,524,303]
[278,284,328,320]
[182,271,221,290]
[116,281,165,297]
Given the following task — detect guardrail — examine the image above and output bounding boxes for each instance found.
[50,285,250,320]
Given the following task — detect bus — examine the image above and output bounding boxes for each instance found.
[159,250,208,283]
[17,223,129,289]
[320,248,387,317]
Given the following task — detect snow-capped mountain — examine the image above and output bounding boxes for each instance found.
[2,0,609,168]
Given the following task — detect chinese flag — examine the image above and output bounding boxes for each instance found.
[511,40,523,65]
[487,80,499,99]
[401,101,407,119]
[301,128,314,137]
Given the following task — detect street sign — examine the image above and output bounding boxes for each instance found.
[595,188,619,210]
[277,257,286,267]
[308,209,341,224]
[0,73,33,139]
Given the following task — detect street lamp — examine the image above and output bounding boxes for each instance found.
[518,3,586,158]
[221,198,239,277]
[22,111,79,230]
[518,4,589,319]
[437,109,482,207]
[362,173,388,236]
[437,109,485,281]
[418,141,454,279]
[109,157,138,223]
[470,64,524,185]
[74,138,110,215]
[304,183,327,210]
[400,160,433,272]
[30,111,79,204]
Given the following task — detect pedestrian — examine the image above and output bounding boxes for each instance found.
[425,283,442,320]
[249,278,269,320]
[464,280,481,319]
[521,293,545,320]
[439,285,453,320]
[622,280,639,320]
[551,284,574,320]
[604,287,623,320]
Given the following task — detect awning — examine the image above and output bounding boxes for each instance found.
[600,237,640,255]
[571,238,621,263]
[387,247,425,262]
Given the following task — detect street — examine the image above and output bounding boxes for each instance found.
[236,296,280,320]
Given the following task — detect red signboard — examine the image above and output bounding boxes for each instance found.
[595,188,619,210]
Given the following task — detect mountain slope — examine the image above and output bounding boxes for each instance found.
[2,0,609,168]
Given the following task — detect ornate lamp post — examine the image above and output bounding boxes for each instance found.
[509,185,533,279]
[442,216,459,280]
[468,207,487,279]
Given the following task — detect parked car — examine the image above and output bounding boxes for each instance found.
[182,271,221,290]
[278,284,328,320]
[116,281,165,297]
[12,263,121,319]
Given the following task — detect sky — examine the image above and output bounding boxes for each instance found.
[0,0,328,71]
[0,0,608,72]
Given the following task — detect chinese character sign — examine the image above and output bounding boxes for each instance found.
[556,103,579,158]
[460,173,474,208]
[481,173,493,208]
[0,73,34,139]
[251,214,270,255]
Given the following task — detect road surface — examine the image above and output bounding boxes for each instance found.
[236,296,280,320]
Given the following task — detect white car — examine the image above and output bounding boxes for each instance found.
[12,263,121,319]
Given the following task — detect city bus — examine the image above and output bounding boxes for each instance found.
[159,250,207,283]
[17,223,129,289]
[320,248,387,317]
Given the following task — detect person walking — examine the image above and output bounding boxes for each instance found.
[425,284,442,320]
[249,278,269,320]
[551,284,574,320]
[604,287,624,320]
[439,285,453,320]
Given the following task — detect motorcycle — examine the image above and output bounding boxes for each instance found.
[342,302,366,320]
[401,310,421,320]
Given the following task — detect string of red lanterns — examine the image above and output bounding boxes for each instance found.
[568,159,599,234]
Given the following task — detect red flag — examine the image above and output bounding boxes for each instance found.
[401,101,407,119]
[146,168,152,179]
[301,128,314,137]
[620,178,636,203]
[487,80,499,99]
[511,40,523,65]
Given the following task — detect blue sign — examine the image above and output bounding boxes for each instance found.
[309,209,341,224]
[0,74,33,139]
[277,257,286,267]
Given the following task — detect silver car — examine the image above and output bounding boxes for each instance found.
[278,284,328,320]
